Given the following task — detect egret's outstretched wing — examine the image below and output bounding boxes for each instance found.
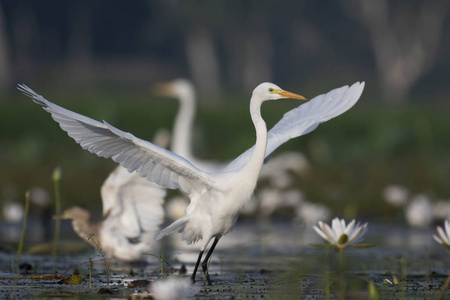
[101,165,165,238]
[18,84,214,195]
[224,82,364,172]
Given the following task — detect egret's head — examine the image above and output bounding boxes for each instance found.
[252,82,308,102]
[154,79,195,101]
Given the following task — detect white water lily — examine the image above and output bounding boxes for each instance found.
[313,217,368,250]
[433,220,450,250]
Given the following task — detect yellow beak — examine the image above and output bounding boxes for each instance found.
[153,82,173,96]
[277,89,308,101]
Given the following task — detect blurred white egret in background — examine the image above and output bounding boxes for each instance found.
[155,79,222,171]
[28,186,51,207]
[433,200,450,221]
[295,200,331,225]
[257,188,304,217]
[19,81,364,284]
[0,201,24,244]
[258,151,309,189]
[1,187,53,243]
[382,185,446,227]
[242,188,330,224]
[404,194,433,228]
[59,166,166,261]
[2,201,24,223]
[382,185,409,207]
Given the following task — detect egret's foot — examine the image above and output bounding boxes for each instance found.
[204,273,213,286]
[190,275,196,284]
[202,262,213,285]
[206,277,213,286]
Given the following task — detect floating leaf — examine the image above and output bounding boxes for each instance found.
[57,274,83,285]
[7,274,69,281]
[309,243,330,248]
[351,243,375,248]
[97,288,114,295]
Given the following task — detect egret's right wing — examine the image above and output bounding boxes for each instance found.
[18,84,215,195]
[101,165,165,238]
[224,82,364,172]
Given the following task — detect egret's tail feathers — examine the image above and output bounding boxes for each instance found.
[155,216,189,240]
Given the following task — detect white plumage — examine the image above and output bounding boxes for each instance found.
[61,165,166,261]
[19,81,364,284]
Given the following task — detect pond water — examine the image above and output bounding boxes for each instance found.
[0,221,449,299]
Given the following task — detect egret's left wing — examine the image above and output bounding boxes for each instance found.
[101,165,165,238]
[224,82,364,172]
[18,84,215,195]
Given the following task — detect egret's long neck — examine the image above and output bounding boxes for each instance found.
[172,93,195,159]
[243,96,267,177]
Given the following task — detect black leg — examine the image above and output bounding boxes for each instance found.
[201,237,220,285]
[191,250,204,284]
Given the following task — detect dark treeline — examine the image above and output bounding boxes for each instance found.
[0,0,449,103]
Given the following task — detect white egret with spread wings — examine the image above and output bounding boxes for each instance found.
[19,81,364,284]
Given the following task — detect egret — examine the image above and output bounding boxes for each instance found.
[405,194,433,228]
[156,79,309,219]
[433,200,450,221]
[18,81,364,284]
[156,78,309,180]
[155,78,223,171]
[258,151,309,189]
[59,165,166,261]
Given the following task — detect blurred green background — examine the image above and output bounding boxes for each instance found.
[0,0,449,226]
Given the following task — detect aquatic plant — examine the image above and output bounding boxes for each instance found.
[88,258,93,289]
[368,280,379,300]
[52,166,62,256]
[87,233,110,284]
[312,217,370,300]
[160,251,164,279]
[16,191,30,270]
[433,220,450,300]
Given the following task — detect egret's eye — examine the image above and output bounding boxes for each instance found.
[268,88,274,93]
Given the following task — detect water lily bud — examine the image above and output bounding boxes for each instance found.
[53,167,62,182]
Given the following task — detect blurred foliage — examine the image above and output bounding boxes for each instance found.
[1,88,449,221]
